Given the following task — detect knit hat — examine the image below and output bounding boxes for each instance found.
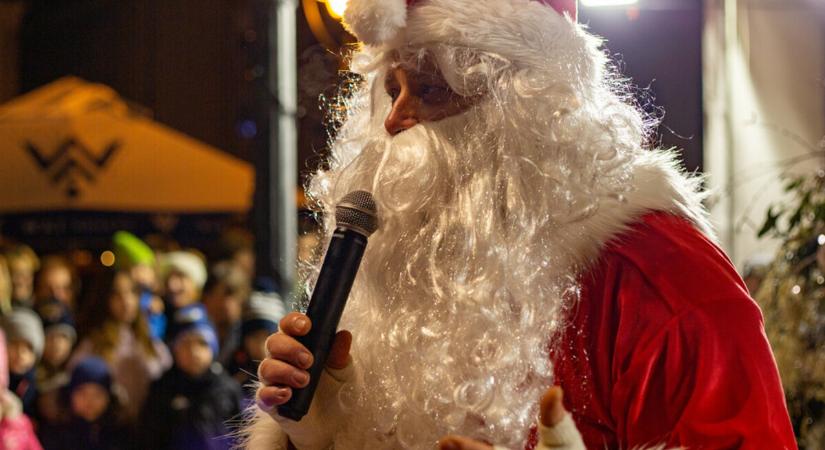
[241,291,286,339]
[159,251,207,290]
[112,231,155,270]
[1,308,44,360]
[68,357,113,393]
[344,0,577,47]
[169,304,220,356]
[36,298,77,345]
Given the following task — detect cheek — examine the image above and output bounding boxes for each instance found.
[125,296,139,314]
[198,346,213,363]
[7,348,19,365]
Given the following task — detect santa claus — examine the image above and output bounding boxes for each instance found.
[245,0,797,449]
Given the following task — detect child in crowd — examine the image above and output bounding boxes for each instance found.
[34,256,75,312]
[160,251,207,313]
[1,308,44,417]
[0,329,43,450]
[201,261,250,367]
[35,300,76,424]
[70,270,171,422]
[140,304,242,449]
[228,291,284,401]
[113,231,166,340]
[39,357,130,450]
[3,245,39,310]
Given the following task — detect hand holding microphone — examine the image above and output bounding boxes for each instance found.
[256,191,378,448]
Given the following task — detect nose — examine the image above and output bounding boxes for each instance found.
[384,73,419,135]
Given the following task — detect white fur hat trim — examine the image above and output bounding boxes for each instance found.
[343,0,408,46]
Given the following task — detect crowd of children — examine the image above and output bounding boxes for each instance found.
[0,232,287,449]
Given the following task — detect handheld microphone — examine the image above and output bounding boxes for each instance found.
[277,190,379,421]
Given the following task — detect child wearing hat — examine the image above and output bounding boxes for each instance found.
[140,304,242,449]
[39,356,130,450]
[113,231,166,340]
[228,291,284,401]
[201,261,251,367]
[159,251,207,313]
[0,329,43,450]
[1,308,44,417]
[34,299,76,425]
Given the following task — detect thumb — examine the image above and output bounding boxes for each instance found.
[326,330,352,370]
[539,386,567,427]
[438,436,494,450]
[537,387,585,450]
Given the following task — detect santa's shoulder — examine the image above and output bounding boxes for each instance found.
[592,212,752,309]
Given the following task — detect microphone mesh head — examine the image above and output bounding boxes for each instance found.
[335,191,379,236]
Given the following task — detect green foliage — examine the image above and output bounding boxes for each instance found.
[755,170,825,449]
[758,172,825,240]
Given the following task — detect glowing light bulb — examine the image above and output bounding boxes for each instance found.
[324,0,348,19]
[582,0,638,6]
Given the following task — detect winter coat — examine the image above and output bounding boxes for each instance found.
[0,390,43,450]
[39,414,131,450]
[139,364,243,450]
[69,324,172,421]
[552,213,797,449]
[9,369,37,418]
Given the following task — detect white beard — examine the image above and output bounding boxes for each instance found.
[305,93,645,449]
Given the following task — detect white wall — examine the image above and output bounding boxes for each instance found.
[704,0,825,269]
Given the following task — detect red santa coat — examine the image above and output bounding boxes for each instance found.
[551,212,797,449]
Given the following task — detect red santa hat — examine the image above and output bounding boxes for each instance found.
[344,0,578,47]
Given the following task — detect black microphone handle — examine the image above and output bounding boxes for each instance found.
[276,226,368,421]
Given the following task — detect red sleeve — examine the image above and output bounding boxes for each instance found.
[610,280,795,449]
[555,213,796,450]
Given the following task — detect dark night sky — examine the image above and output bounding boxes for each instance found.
[581,0,704,171]
[18,0,705,173]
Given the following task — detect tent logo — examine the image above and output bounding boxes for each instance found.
[25,138,120,199]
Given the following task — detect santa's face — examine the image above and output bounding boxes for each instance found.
[382,56,478,136]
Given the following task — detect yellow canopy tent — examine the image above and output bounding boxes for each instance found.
[0,77,255,250]
[0,76,253,212]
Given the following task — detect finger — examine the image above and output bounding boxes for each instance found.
[327,330,352,370]
[256,385,292,409]
[278,312,312,337]
[258,358,311,389]
[265,332,314,369]
[540,386,567,427]
[438,436,494,450]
